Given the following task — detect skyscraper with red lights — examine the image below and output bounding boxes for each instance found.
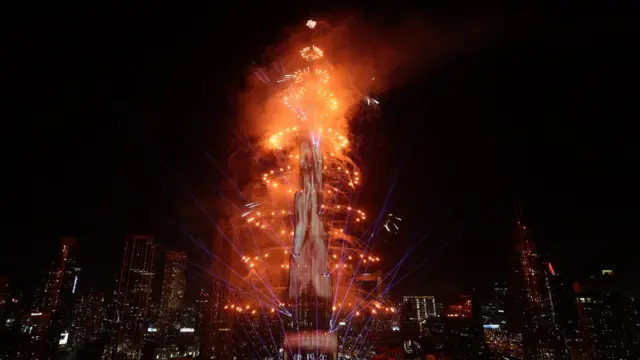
[514,222,568,359]
[42,237,77,313]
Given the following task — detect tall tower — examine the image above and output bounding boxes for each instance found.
[515,223,568,359]
[161,251,186,326]
[284,19,336,360]
[42,237,77,313]
[110,234,155,360]
[41,237,80,357]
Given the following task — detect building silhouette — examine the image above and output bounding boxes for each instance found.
[106,234,155,360]
[200,221,233,360]
[161,251,186,328]
[402,296,436,337]
[570,270,640,359]
[37,237,81,359]
[514,222,568,359]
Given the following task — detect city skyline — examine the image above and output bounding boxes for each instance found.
[1,231,638,359]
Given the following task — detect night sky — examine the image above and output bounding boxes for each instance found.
[4,2,638,301]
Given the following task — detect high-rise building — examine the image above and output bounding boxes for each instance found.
[195,288,209,353]
[493,282,509,326]
[200,221,233,360]
[571,270,640,359]
[161,251,186,327]
[0,277,23,360]
[42,238,77,313]
[480,283,510,328]
[402,296,436,337]
[514,222,568,360]
[480,283,525,359]
[107,234,155,360]
[40,237,81,358]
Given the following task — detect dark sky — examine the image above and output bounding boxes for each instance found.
[4,2,638,300]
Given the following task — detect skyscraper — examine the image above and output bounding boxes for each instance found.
[201,220,233,360]
[41,237,81,358]
[108,234,155,360]
[161,251,186,327]
[283,23,336,359]
[42,237,78,313]
[514,222,568,359]
[493,282,509,326]
[571,271,640,359]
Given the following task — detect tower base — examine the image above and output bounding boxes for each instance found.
[283,331,337,360]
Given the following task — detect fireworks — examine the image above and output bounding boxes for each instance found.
[384,213,402,234]
[306,19,317,29]
[300,45,324,61]
[227,21,388,332]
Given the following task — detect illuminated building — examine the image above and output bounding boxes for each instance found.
[445,295,472,319]
[441,294,489,359]
[107,234,155,360]
[161,251,186,328]
[71,291,107,356]
[36,237,81,358]
[402,296,436,337]
[571,270,640,359]
[477,282,526,360]
[0,279,23,360]
[81,291,107,338]
[514,222,569,359]
[493,282,509,326]
[42,237,78,313]
[435,302,444,318]
[156,309,199,359]
[194,288,209,355]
